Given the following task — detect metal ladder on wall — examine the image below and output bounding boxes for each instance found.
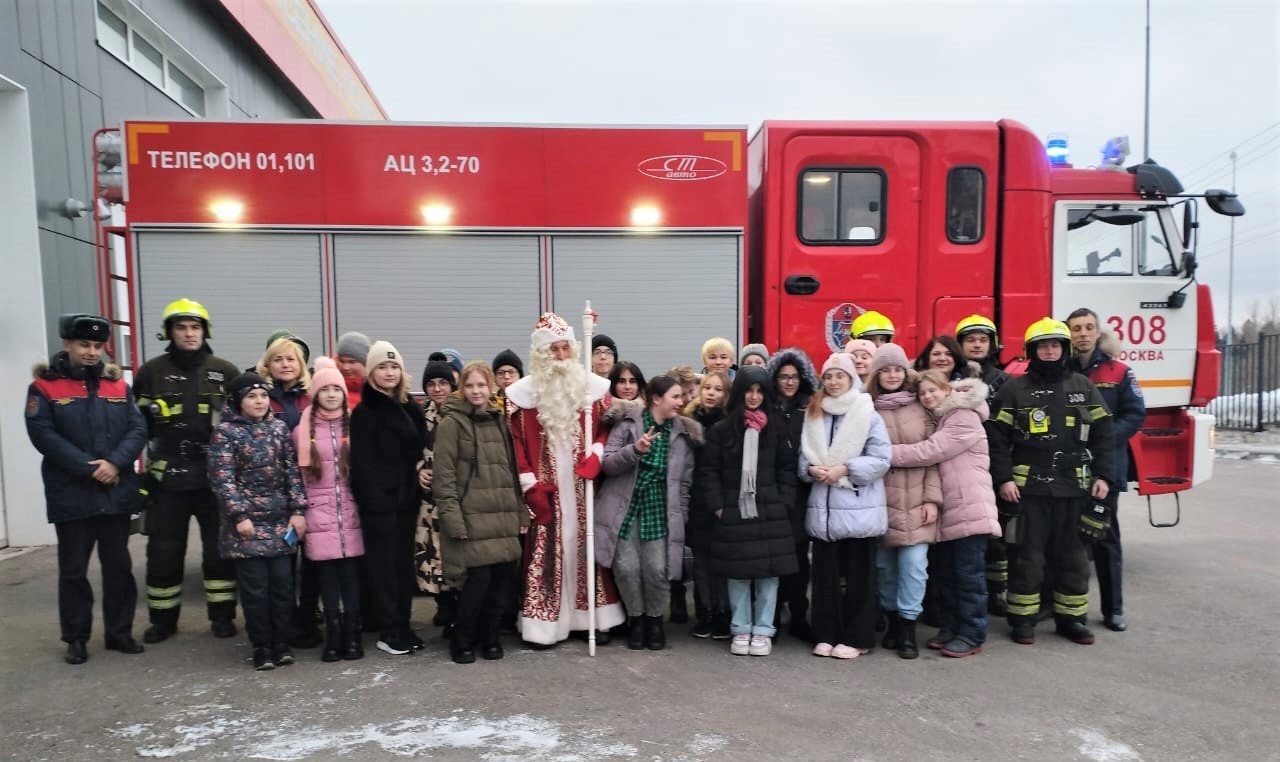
[92,128,140,378]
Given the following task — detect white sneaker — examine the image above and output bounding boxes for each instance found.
[729,633,751,655]
[376,639,411,655]
[748,635,772,656]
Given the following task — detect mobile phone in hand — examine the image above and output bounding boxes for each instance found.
[284,526,298,547]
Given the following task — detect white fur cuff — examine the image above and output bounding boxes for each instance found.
[519,472,537,493]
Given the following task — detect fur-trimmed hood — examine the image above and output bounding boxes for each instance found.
[602,397,704,447]
[936,378,989,421]
[766,347,819,396]
[1098,330,1122,360]
[33,355,122,381]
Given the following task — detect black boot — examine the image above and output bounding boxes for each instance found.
[626,617,645,650]
[645,615,666,651]
[433,591,458,627]
[897,617,919,659]
[342,615,364,660]
[322,616,343,662]
[787,601,814,643]
[450,628,476,664]
[881,611,901,650]
[669,581,688,624]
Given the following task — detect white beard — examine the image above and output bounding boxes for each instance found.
[531,355,587,454]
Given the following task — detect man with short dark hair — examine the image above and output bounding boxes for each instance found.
[1067,307,1146,632]
[26,313,148,664]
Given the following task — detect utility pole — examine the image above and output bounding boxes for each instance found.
[1227,150,1237,341]
[1143,0,1151,161]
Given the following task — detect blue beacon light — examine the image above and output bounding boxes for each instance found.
[1046,133,1070,165]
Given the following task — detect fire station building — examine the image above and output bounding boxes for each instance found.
[0,0,383,546]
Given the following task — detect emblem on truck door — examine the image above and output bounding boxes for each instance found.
[824,302,864,353]
[637,155,727,181]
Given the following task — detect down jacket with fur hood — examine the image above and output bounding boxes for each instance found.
[798,389,892,541]
[767,347,820,542]
[595,398,702,579]
[874,390,942,547]
[890,379,1001,542]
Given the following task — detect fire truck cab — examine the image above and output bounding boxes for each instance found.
[748,119,1243,506]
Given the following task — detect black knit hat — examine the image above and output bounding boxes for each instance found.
[422,359,457,392]
[492,348,523,377]
[226,372,269,408]
[592,334,618,357]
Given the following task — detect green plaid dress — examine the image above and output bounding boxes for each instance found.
[618,410,671,541]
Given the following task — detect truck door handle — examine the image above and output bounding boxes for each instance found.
[784,275,820,295]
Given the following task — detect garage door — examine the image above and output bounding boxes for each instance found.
[135,232,325,371]
[332,235,541,379]
[551,235,741,376]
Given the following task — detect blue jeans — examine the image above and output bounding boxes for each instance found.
[875,543,930,620]
[727,577,778,637]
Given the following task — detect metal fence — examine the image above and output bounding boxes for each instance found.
[1198,334,1280,431]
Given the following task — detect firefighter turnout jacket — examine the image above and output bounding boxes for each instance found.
[988,370,1116,497]
[133,348,240,492]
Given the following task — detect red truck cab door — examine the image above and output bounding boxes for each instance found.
[772,133,922,360]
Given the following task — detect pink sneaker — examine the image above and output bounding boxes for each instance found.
[748,635,772,656]
[812,642,834,657]
[730,633,751,655]
[830,644,864,660]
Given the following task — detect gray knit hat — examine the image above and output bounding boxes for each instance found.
[739,343,770,365]
[336,331,372,363]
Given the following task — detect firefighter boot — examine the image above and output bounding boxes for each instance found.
[897,617,919,660]
[1055,619,1096,645]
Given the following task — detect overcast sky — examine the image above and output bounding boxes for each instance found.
[317,0,1279,330]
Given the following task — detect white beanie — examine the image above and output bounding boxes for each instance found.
[821,352,859,381]
[365,341,405,376]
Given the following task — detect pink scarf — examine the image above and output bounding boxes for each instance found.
[744,408,767,431]
[295,406,344,468]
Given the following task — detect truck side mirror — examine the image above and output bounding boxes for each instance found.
[1205,189,1245,217]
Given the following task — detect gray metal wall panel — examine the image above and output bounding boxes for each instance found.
[16,0,41,59]
[551,236,742,375]
[69,0,102,94]
[333,235,541,374]
[53,0,79,82]
[39,231,98,356]
[135,232,325,370]
[35,0,60,74]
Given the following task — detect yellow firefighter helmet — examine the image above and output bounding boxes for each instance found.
[1023,317,1070,348]
[161,298,212,338]
[850,310,895,340]
[955,314,997,339]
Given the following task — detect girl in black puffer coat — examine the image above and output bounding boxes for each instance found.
[350,342,426,656]
[683,370,730,638]
[698,366,797,657]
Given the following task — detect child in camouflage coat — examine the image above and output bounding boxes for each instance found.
[209,372,308,670]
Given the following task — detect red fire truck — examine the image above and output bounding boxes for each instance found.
[93,118,1243,520]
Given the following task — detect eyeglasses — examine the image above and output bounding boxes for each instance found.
[592,348,616,357]
[495,369,519,377]
[777,374,800,382]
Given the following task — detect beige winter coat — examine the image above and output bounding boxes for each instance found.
[874,391,942,547]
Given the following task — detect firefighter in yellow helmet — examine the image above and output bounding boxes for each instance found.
[133,298,243,643]
[849,310,895,346]
[987,318,1114,646]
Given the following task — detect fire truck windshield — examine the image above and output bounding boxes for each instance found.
[1064,206,1179,277]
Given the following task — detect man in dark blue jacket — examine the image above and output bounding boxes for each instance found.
[1067,308,1146,632]
[26,314,148,664]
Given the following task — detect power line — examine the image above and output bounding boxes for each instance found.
[1174,122,1280,182]
[1180,134,1280,191]
[1199,229,1280,260]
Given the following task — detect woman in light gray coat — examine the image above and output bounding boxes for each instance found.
[596,376,698,651]
[798,353,891,660]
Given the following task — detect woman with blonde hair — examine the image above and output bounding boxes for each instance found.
[257,335,312,431]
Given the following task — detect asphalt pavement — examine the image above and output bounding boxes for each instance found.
[1,458,1277,762]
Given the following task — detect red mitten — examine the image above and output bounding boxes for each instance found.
[574,453,601,480]
[525,483,557,526]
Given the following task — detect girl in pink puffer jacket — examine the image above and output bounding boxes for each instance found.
[890,369,1000,660]
[293,358,365,662]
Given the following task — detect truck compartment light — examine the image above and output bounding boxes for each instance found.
[631,205,662,226]
[420,204,452,225]
[210,200,244,222]
[1046,133,1070,165]
[1100,136,1130,170]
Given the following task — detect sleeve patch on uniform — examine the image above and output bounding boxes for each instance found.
[25,395,39,417]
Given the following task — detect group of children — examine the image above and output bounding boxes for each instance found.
[209,324,1006,670]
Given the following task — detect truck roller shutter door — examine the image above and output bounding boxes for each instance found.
[332,235,540,369]
[551,235,742,375]
[135,232,325,371]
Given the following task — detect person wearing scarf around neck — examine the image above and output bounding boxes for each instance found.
[698,366,798,658]
[799,353,891,661]
[595,375,700,651]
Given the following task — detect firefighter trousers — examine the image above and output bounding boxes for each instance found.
[144,489,237,626]
[1006,496,1090,626]
[1092,490,1123,617]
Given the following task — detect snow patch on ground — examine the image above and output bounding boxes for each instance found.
[1072,727,1143,762]
[107,708,707,760]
